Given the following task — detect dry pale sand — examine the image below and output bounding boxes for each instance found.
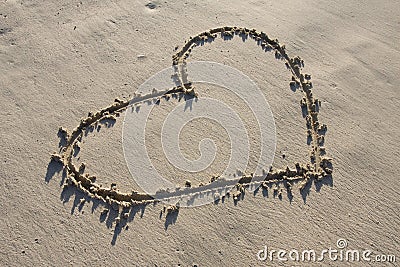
[1,0,399,266]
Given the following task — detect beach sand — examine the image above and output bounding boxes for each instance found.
[0,0,399,266]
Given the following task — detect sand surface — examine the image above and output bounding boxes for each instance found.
[1,0,399,266]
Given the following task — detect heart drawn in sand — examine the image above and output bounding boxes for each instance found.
[49,26,333,210]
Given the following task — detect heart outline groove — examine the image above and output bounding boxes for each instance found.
[50,26,333,210]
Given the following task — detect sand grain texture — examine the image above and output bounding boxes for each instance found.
[0,0,399,266]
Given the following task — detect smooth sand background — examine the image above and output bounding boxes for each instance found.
[1,0,399,266]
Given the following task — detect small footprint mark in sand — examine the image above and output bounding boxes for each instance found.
[145,2,157,9]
